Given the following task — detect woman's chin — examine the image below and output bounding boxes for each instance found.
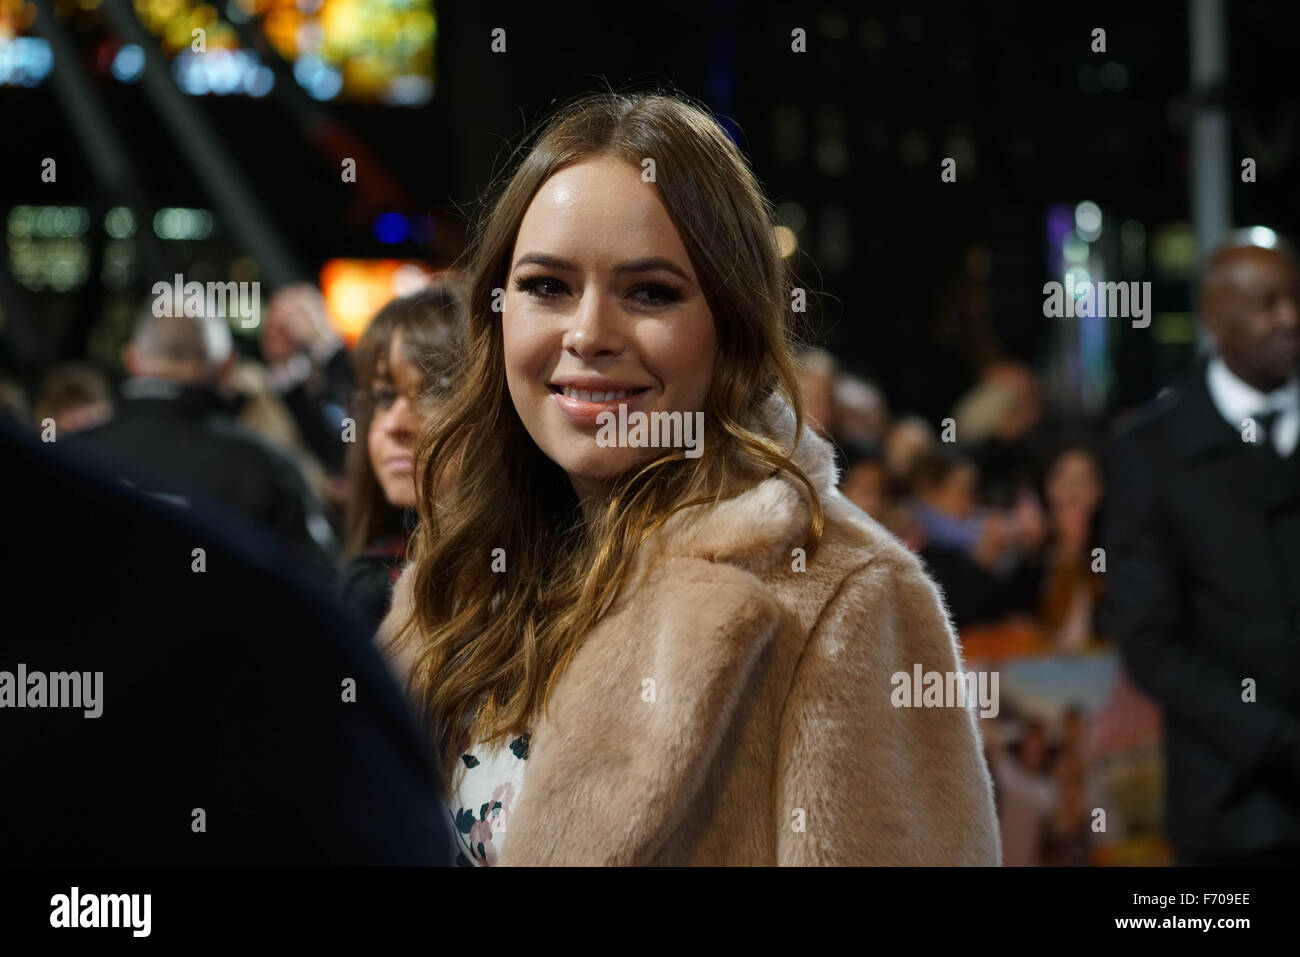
[553,444,649,492]
[381,481,418,510]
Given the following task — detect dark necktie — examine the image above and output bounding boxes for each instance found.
[1254,409,1281,459]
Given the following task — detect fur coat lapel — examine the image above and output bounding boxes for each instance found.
[621,394,837,578]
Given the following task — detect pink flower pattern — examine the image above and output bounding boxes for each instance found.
[448,733,530,866]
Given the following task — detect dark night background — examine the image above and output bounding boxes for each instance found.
[3,0,1299,424]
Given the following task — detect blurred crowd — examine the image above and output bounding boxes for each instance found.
[796,345,1108,652]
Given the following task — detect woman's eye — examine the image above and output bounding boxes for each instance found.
[515,276,567,298]
[630,282,683,306]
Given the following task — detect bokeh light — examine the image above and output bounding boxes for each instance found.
[320,258,437,345]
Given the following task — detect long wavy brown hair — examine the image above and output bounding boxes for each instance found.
[390,90,825,794]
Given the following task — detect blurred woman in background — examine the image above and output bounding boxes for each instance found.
[339,281,465,633]
[1038,443,1106,650]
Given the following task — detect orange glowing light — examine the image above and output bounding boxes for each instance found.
[319,258,439,346]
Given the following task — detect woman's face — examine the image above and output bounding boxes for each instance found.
[502,156,717,502]
[367,330,427,509]
[1045,449,1102,516]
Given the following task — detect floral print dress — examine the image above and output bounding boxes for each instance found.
[447,730,531,866]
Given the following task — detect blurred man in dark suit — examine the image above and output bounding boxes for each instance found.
[77,302,337,573]
[1105,236,1300,865]
[0,419,453,865]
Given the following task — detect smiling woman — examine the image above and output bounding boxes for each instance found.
[378,90,1001,866]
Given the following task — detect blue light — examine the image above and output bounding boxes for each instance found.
[245,65,274,97]
[208,50,243,95]
[0,37,54,87]
[308,68,343,101]
[112,44,144,83]
[292,54,320,88]
[295,54,341,101]
[385,75,433,106]
[373,213,410,244]
[173,54,210,95]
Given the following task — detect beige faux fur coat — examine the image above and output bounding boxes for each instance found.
[378,397,1001,866]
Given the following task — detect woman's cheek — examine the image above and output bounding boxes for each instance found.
[503,314,549,402]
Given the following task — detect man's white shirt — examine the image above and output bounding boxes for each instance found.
[1206,355,1300,458]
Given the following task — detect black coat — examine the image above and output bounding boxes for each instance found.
[338,535,408,637]
[1103,357,1300,858]
[77,379,336,572]
[0,420,452,865]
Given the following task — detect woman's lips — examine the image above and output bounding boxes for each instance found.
[550,387,653,427]
[384,455,414,475]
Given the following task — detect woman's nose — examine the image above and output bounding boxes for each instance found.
[379,399,418,436]
[562,291,625,359]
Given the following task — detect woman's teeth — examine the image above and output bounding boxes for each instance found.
[562,387,640,402]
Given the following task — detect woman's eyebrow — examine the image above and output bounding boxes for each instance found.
[613,257,692,282]
[512,252,692,282]
[512,252,573,273]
